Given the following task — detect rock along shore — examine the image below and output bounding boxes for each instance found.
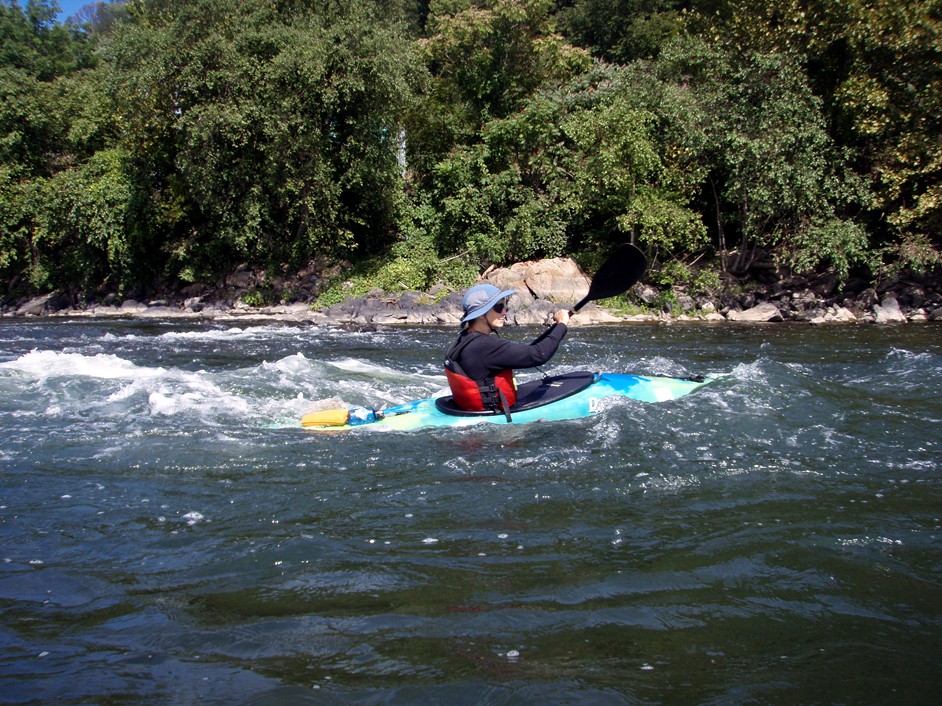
[4,256,941,326]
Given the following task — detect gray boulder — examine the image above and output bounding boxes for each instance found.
[16,293,57,316]
[873,296,907,323]
[484,257,590,305]
[726,302,783,323]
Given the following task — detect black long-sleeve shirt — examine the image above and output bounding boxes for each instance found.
[445,324,568,382]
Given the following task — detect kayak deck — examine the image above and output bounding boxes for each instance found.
[434,371,598,416]
[300,372,717,432]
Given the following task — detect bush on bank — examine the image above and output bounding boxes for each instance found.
[0,0,939,306]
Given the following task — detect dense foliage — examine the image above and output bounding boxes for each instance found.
[1,0,939,300]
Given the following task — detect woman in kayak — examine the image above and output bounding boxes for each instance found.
[444,283,570,413]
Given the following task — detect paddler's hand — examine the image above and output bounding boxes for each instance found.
[554,309,569,325]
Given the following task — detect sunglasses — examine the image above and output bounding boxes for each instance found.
[493,300,508,314]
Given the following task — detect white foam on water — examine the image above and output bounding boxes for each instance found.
[640,355,691,377]
[260,352,313,375]
[884,347,942,385]
[100,324,320,345]
[1,349,260,424]
[328,357,410,377]
[0,345,439,429]
[729,359,768,382]
[158,325,296,341]
[1,350,165,381]
[148,388,251,418]
[181,511,206,526]
[886,346,939,366]
[837,536,903,548]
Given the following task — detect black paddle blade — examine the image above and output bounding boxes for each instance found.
[571,243,647,313]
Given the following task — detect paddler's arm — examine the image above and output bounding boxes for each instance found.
[490,319,568,369]
[529,309,570,346]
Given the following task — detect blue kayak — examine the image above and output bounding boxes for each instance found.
[300,371,718,432]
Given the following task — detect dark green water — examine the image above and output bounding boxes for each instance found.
[0,319,940,705]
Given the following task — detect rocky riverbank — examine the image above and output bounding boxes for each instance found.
[4,256,941,325]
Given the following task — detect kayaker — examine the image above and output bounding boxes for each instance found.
[444,283,570,414]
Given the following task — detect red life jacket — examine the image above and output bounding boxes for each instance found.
[444,366,517,411]
[444,332,517,412]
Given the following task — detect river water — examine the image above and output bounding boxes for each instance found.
[0,318,939,705]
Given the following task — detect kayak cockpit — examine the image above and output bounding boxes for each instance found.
[434,371,599,417]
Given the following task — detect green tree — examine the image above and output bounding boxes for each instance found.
[0,0,95,78]
[67,1,132,36]
[0,60,119,291]
[659,36,871,280]
[559,0,688,62]
[828,0,942,273]
[0,1,99,177]
[0,66,61,177]
[0,0,112,292]
[408,0,590,183]
[28,147,133,292]
[684,0,940,274]
[429,62,708,268]
[104,0,423,283]
[562,86,707,258]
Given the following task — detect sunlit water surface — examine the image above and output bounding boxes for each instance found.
[0,319,940,705]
